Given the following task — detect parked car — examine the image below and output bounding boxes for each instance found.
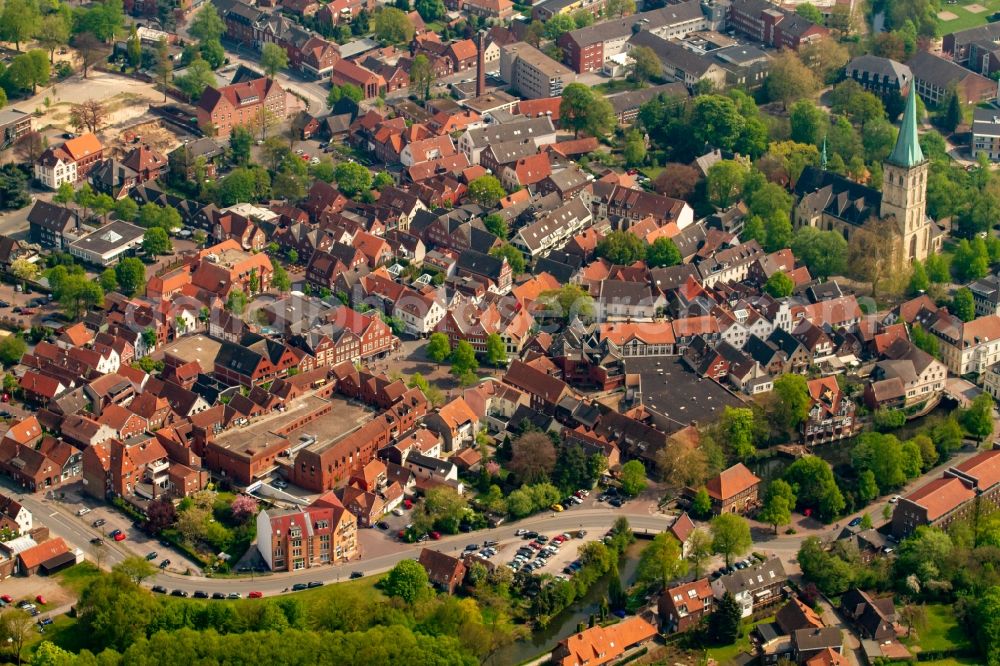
[35,595,45,605]
[2,595,14,603]
[92,518,106,527]
[307,581,323,588]
[113,531,127,541]
[248,591,263,598]
[76,508,91,516]
[171,590,189,597]
[227,592,241,599]
[483,540,498,547]
[515,529,527,536]
[145,551,157,561]
[376,521,389,530]
[550,503,564,512]
[392,508,404,516]
[159,559,171,569]
[272,479,288,489]
[291,583,308,591]
[430,531,441,540]
[848,516,863,527]
[350,571,364,579]
[152,586,167,594]
[90,537,103,545]
[193,591,209,599]
[464,543,479,551]
[211,592,226,599]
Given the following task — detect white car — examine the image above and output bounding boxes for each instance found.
[310,157,320,165]
[76,508,91,516]
[272,479,288,489]
[392,507,404,516]
[889,495,902,503]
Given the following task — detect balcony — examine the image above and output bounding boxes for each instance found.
[147,458,169,475]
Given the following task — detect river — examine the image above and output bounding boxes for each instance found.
[485,541,645,666]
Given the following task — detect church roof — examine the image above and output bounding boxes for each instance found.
[887,88,924,168]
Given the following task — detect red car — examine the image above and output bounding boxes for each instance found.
[430,531,441,540]
[35,595,45,605]
[0,594,12,603]
[404,499,413,510]
[113,531,127,541]
[248,591,263,598]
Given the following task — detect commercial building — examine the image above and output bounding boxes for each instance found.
[499,42,575,100]
[195,77,287,139]
[67,221,146,266]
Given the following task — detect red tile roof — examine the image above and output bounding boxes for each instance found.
[705,463,761,502]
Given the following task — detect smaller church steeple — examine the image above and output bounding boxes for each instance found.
[887,87,925,168]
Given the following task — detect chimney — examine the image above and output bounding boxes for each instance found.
[476,29,486,98]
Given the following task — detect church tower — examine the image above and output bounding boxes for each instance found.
[880,87,930,262]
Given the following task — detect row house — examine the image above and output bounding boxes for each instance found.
[710,556,787,618]
[195,77,287,139]
[727,0,828,50]
[213,334,306,386]
[922,310,1000,376]
[513,197,593,258]
[865,338,946,411]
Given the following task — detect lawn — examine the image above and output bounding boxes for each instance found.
[592,79,644,95]
[921,659,982,666]
[909,603,972,653]
[707,616,774,665]
[55,562,102,595]
[937,0,1000,33]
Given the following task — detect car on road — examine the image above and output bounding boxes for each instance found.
[291,583,308,591]
[307,581,323,588]
[350,571,364,579]
[609,497,624,507]
[35,595,45,605]
[212,592,226,600]
[248,591,264,598]
[193,591,209,599]
[1,595,13,604]
[152,586,167,594]
[113,531,127,541]
[848,516,863,527]
[227,593,241,599]
[515,529,527,536]
[464,543,479,551]
[146,551,157,560]
[92,518,106,527]
[550,503,564,512]
[159,559,171,569]
[90,537,103,545]
[523,531,538,539]
[76,508,91,516]
[0,301,10,308]
[483,539,498,547]
[171,590,189,597]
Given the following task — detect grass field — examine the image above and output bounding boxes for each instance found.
[921,659,982,666]
[937,0,1000,33]
[707,616,774,665]
[909,603,972,653]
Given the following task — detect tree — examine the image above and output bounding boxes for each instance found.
[482,213,508,239]
[784,455,845,522]
[692,487,712,519]
[790,227,848,278]
[795,2,822,22]
[759,479,795,533]
[622,131,646,167]
[709,592,742,644]
[226,289,248,315]
[962,392,995,441]
[374,7,414,43]
[426,332,451,364]
[0,0,39,51]
[848,216,899,298]
[468,175,506,208]
[189,4,226,42]
[637,533,688,588]
[543,13,577,40]
[230,126,254,166]
[153,38,172,103]
[711,514,752,567]
[706,159,748,208]
[486,333,507,367]
[489,243,525,274]
[335,162,372,198]
[409,54,432,101]
[126,27,143,68]
[559,83,614,139]
[260,42,288,77]
[0,336,26,366]
[596,230,644,265]
[769,374,811,435]
[509,432,557,484]
[654,163,700,199]
[797,536,855,596]
[327,83,363,107]
[686,528,713,578]
[113,555,156,584]
[789,99,827,146]
[629,45,661,84]
[909,259,930,294]
[619,459,647,497]
[174,57,217,101]
[114,257,146,296]
[451,340,478,377]
[0,609,33,666]
[645,237,681,268]
[144,497,177,534]
[10,257,38,289]
[383,559,429,603]
[415,0,446,21]
[74,32,110,79]
[142,227,172,256]
[538,284,595,324]
[37,13,71,65]
[943,89,963,134]
[952,288,976,322]
[765,50,819,108]
[69,100,106,135]
[764,271,795,298]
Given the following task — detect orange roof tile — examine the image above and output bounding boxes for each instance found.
[705,463,760,502]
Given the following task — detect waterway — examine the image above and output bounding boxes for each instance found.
[485,540,645,666]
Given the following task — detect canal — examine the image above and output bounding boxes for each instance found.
[485,540,645,666]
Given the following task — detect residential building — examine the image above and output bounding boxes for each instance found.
[0,109,31,148]
[27,200,79,249]
[499,42,576,100]
[839,589,896,641]
[35,133,104,189]
[803,376,858,444]
[659,578,714,633]
[727,0,828,49]
[846,55,912,99]
[195,77,287,139]
[704,462,761,515]
[551,616,658,666]
[711,556,787,617]
[67,220,146,266]
[256,493,358,571]
[418,548,466,594]
[973,108,1000,161]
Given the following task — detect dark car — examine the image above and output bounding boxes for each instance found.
[109,529,121,538]
[212,592,226,600]
[89,537,103,545]
[193,591,209,599]
[159,559,171,569]
[307,581,323,588]
[350,571,364,579]
[848,516,863,527]
[92,518,106,528]
[524,531,538,539]
[464,543,479,551]
[0,301,10,308]
[376,521,389,530]
[171,590,189,597]
[291,583,308,591]
[145,551,157,561]
[609,497,624,507]
[151,585,167,594]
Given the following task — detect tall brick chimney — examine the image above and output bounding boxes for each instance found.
[476,29,486,98]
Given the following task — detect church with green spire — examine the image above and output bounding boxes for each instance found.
[792,88,942,266]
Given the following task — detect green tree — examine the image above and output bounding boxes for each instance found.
[189,4,226,42]
[489,243,525,274]
[58,275,104,320]
[911,323,940,358]
[711,513,752,567]
[451,340,478,377]
[692,95,745,152]
[622,130,646,167]
[230,126,254,166]
[795,2,823,22]
[76,573,157,652]
[760,479,796,534]
[797,536,855,596]
[687,528,713,578]
[112,555,157,584]
[645,237,681,268]
[637,533,688,588]
[709,592,742,643]
[790,227,848,278]
[706,159,748,208]
[37,13,71,65]
[0,608,34,666]
[764,50,819,108]
[909,259,929,294]
[126,27,142,68]
[426,332,451,364]
[0,336,26,366]
[543,13,576,40]
[538,284,595,324]
[692,487,712,519]
[789,99,827,146]
[952,288,976,322]
[383,559,429,604]
[483,213,508,239]
[142,227,172,255]
[115,257,147,296]
[415,0,446,21]
[260,42,289,77]
[0,0,40,51]
[486,333,507,367]
[409,54,432,101]
[784,455,845,521]
[962,392,995,442]
[857,469,879,502]
[174,57,217,101]
[226,289,248,314]
[596,230,645,265]
[467,175,506,208]
[619,459,647,497]
[374,7,414,43]
[335,162,372,198]
[770,374,811,435]
[272,263,291,292]
[328,83,364,106]
[764,271,795,297]
[943,89,963,134]
[628,45,661,84]
[559,83,614,138]
[113,197,138,222]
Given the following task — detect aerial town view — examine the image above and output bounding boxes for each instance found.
[1,0,1000,663]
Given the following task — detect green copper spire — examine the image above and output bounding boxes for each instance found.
[887,87,925,168]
